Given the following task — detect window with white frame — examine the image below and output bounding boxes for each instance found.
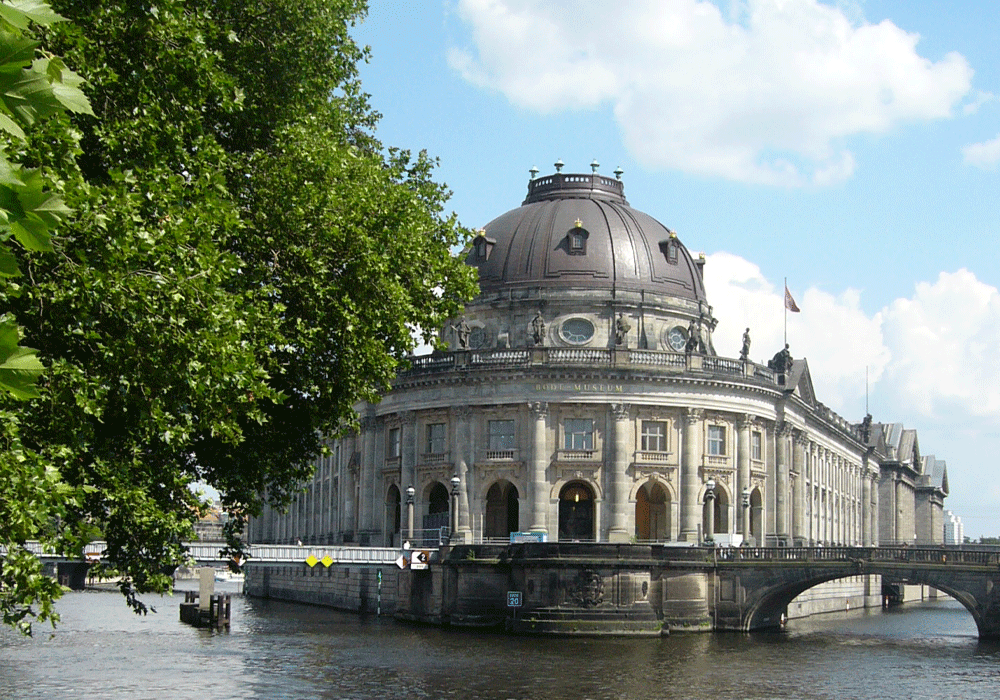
[564,418,594,450]
[641,421,668,452]
[751,430,762,461]
[426,423,446,454]
[388,427,401,458]
[488,419,515,450]
[707,425,726,456]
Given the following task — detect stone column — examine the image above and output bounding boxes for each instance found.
[737,415,752,538]
[870,474,880,545]
[452,406,473,543]
[359,414,376,538]
[529,402,550,535]
[400,411,416,528]
[775,424,790,545]
[792,431,807,546]
[894,475,904,544]
[609,403,631,543]
[862,462,872,546]
[680,408,703,542]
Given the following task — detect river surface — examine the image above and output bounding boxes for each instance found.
[2,582,999,700]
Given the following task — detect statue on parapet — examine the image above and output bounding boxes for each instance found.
[767,343,793,374]
[615,312,631,346]
[859,414,873,443]
[451,318,471,349]
[531,309,546,346]
[685,319,700,354]
[740,327,751,361]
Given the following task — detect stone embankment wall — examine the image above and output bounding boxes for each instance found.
[787,575,883,619]
[244,562,400,614]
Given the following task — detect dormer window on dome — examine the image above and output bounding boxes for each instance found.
[565,220,589,256]
[660,231,680,265]
[472,230,496,262]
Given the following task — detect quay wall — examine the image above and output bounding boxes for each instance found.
[243,545,896,634]
[244,562,400,614]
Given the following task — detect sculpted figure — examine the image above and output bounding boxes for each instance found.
[451,318,471,349]
[740,327,751,361]
[615,312,631,346]
[768,343,793,373]
[531,310,546,346]
[685,319,700,354]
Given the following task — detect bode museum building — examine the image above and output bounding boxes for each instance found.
[248,168,948,554]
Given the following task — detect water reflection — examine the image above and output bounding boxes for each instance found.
[2,584,999,700]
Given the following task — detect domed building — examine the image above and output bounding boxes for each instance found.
[250,168,904,551]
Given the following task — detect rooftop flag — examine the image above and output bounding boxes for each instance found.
[784,284,801,313]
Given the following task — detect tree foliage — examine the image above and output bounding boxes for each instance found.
[1,0,477,633]
[0,0,95,635]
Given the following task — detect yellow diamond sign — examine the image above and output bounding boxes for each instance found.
[305,555,318,567]
[321,555,334,567]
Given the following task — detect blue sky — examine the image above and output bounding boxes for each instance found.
[352,0,1000,539]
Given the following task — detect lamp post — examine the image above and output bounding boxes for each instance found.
[704,478,716,544]
[741,487,750,545]
[450,474,461,542]
[406,485,415,544]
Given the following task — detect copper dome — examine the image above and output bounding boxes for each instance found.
[466,172,707,303]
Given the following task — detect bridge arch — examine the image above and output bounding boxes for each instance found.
[724,553,1000,638]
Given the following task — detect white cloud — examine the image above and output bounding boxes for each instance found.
[704,252,889,415]
[962,133,1000,170]
[878,269,1000,420]
[704,254,1000,435]
[451,0,973,185]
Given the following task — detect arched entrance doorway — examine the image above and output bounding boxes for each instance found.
[635,481,670,541]
[484,480,519,540]
[559,482,595,541]
[386,485,401,547]
[423,482,450,535]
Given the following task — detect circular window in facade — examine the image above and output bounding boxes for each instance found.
[666,325,687,352]
[560,318,595,345]
[469,326,486,349]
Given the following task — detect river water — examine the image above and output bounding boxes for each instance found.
[2,582,999,700]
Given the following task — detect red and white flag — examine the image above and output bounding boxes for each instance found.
[784,285,800,313]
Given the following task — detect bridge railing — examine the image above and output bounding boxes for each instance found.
[245,544,400,564]
[707,545,1000,567]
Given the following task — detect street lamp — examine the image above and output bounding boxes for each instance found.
[450,474,461,542]
[704,478,716,544]
[406,485,415,544]
[741,487,750,545]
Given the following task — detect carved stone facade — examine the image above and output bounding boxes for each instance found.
[249,171,945,549]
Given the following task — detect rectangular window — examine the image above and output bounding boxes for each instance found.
[564,419,594,450]
[488,420,515,450]
[388,427,401,458]
[708,425,726,456]
[426,423,446,454]
[751,431,762,461]
[641,421,668,452]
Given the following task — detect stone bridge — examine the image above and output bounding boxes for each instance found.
[421,543,1000,638]
[707,545,1000,638]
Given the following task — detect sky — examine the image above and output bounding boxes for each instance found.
[351,0,1000,539]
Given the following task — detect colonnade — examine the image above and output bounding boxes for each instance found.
[251,401,878,549]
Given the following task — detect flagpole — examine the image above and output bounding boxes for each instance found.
[783,277,788,347]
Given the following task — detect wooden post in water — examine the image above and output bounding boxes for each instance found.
[198,567,215,612]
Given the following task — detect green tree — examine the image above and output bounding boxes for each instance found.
[0,0,95,635]
[2,0,477,633]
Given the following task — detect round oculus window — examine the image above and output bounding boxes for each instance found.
[560,318,595,345]
[469,326,486,349]
[666,326,687,352]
